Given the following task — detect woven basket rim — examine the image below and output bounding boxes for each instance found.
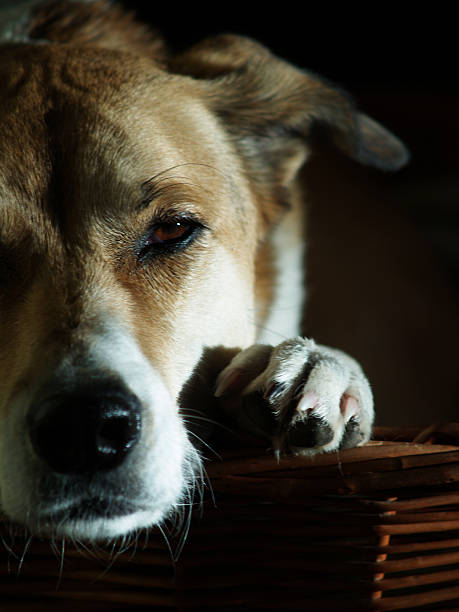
[1,423,459,611]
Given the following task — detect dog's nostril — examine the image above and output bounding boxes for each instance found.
[28,389,142,474]
[96,407,141,459]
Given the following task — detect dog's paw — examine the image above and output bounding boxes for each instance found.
[214,338,373,454]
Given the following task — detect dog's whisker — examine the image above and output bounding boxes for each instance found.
[187,455,206,519]
[54,537,66,591]
[16,534,33,579]
[201,462,216,510]
[167,444,206,562]
[185,428,217,455]
[97,531,137,579]
[142,528,150,552]
[89,532,133,585]
[72,536,101,562]
[182,413,236,434]
[1,533,19,573]
[119,532,135,556]
[175,481,193,533]
[115,534,128,559]
[173,496,193,563]
[186,429,222,461]
[93,544,123,583]
[144,162,235,192]
[180,407,209,417]
[157,522,176,568]
[128,529,141,561]
[174,498,204,507]
[49,536,60,562]
[248,318,288,341]
[141,180,213,206]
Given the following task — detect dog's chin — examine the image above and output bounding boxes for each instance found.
[0,432,201,543]
[32,504,166,541]
[11,489,180,541]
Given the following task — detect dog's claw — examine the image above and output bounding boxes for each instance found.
[214,367,244,398]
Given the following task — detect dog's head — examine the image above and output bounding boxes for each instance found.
[0,1,407,540]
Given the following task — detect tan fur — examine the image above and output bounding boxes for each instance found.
[0,41,258,403]
[28,0,165,59]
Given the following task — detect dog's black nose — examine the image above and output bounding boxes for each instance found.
[28,387,142,474]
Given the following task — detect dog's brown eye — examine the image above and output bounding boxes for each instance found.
[137,217,203,262]
[148,221,190,245]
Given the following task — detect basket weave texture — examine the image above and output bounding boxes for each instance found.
[1,424,459,611]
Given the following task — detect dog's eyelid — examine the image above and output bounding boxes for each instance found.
[153,211,209,230]
[143,202,212,231]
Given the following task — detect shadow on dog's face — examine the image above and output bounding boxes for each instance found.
[0,24,407,541]
[0,45,258,540]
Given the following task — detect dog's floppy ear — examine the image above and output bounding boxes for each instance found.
[170,35,409,186]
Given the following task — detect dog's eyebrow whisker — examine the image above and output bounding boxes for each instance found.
[139,179,213,211]
[139,161,238,208]
[144,161,233,186]
[142,174,205,191]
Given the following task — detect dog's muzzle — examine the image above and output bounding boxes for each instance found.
[0,326,197,540]
[27,384,142,475]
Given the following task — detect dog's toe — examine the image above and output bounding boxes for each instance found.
[340,417,366,449]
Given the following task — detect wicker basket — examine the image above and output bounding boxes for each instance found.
[2,424,459,611]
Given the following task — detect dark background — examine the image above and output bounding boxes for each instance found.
[124,2,458,291]
[124,2,458,426]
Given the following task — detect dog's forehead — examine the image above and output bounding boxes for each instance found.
[0,44,238,228]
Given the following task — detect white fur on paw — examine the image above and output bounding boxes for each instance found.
[215,338,374,454]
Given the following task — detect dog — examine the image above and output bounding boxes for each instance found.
[0,0,408,542]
